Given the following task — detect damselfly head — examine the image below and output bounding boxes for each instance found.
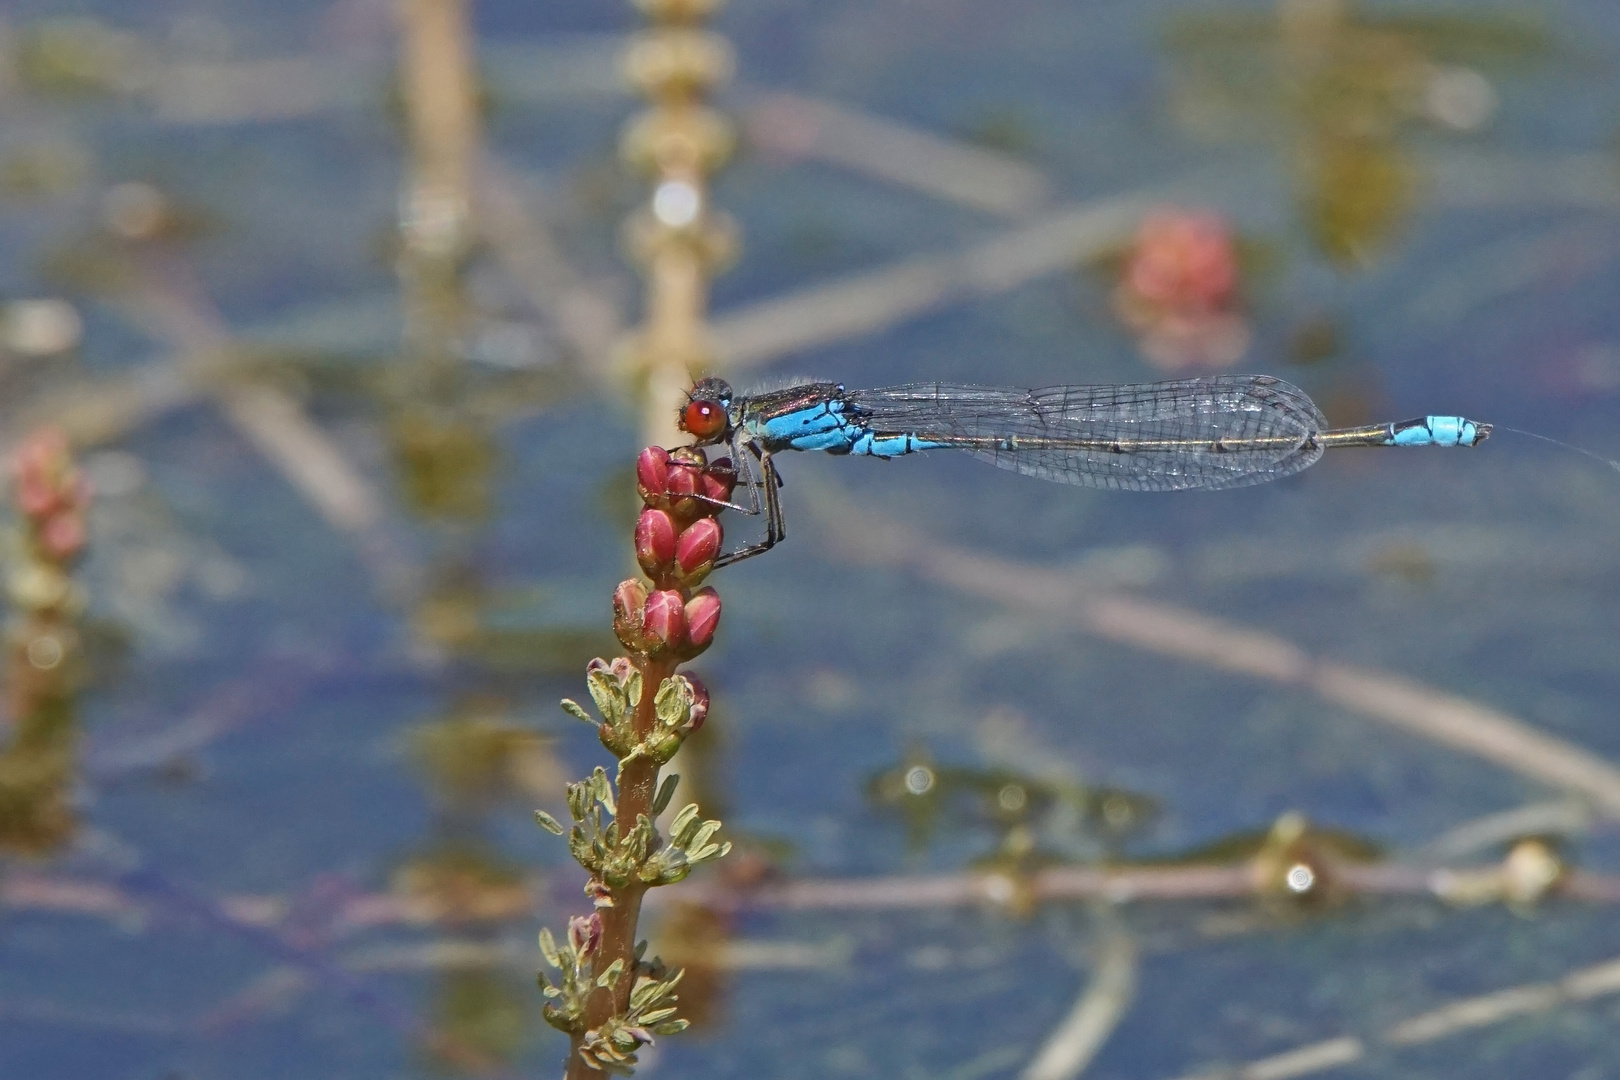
[681,378,734,443]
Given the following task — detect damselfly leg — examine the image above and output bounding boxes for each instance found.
[709,437,786,567]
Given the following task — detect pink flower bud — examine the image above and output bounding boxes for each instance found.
[683,587,721,651]
[684,674,709,732]
[700,458,736,506]
[634,508,677,574]
[642,590,686,648]
[675,517,722,578]
[665,461,701,517]
[568,912,603,958]
[666,447,708,520]
[636,446,670,506]
[612,578,649,647]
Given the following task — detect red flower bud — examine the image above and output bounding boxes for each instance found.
[666,447,707,520]
[642,590,686,648]
[683,587,721,651]
[612,578,649,648]
[675,517,722,579]
[634,508,677,574]
[635,446,670,506]
[684,674,709,732]
[665,462,700,518]
[700,458,736,506]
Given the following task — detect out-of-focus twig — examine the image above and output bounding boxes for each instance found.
[117,252,414,595]
[806,480,1620,818]
[709,192,1154,372]
[1166,952,1620,1080]
[671,862,1620,914]
[84,654,330,781]
[1413,799,1593,863]
[475,154,626,366]
[1021,926,1137,1080]
[744,92,1050,218]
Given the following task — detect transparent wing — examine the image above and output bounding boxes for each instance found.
[846,375,1328,491]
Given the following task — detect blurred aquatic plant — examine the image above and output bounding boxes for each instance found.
[616,0,740,446]
[535,445,733,1077]
[0,427,90,854]
[1165,0,1555,265]
[393,841,533,927]
[427,969,537,1072]
[15,17,150,100]
[409,695,566,813]
[412,568,609,673]
[867,743,1160,863]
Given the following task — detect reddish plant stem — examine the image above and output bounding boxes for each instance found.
[565,651,676,1079]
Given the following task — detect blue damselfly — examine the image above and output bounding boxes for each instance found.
[676,374,1490,566]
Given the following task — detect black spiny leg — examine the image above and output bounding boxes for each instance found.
[712,442,786,567]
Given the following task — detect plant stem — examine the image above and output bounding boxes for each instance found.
[564,652,675,1079]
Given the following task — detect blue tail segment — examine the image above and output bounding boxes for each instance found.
[1389,416,1486,447]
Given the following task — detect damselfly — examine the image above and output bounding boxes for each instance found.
[676,374,1490,566]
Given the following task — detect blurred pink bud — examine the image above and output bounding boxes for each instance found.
[675,517,722,577]
[568,912,603,958]
[635,508,678,574]
[636,446,671,506]
[612,579,649,647]
[684,674,709,732]
[41,514,86,561]
[642,590,686,648]
[15,474,57,517]
[683,587,721,651]
[12,427,78,519]
[1123,209,1238,314]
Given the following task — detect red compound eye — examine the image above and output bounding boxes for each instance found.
[681,399,727,439]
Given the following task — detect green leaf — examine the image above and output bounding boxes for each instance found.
[596,957,626,988]
[534,809,565,835]
[668,803,699,841]
[566,781,591,821]
[688,820,721,851]
[593,767,617,817]
[538,927,562,968]
[654,676,690,727]
[625,667,643,708]
[652,774,680,816]
[560,698,596,725]
[586,669,622,722]
[652,1019,689,1036]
